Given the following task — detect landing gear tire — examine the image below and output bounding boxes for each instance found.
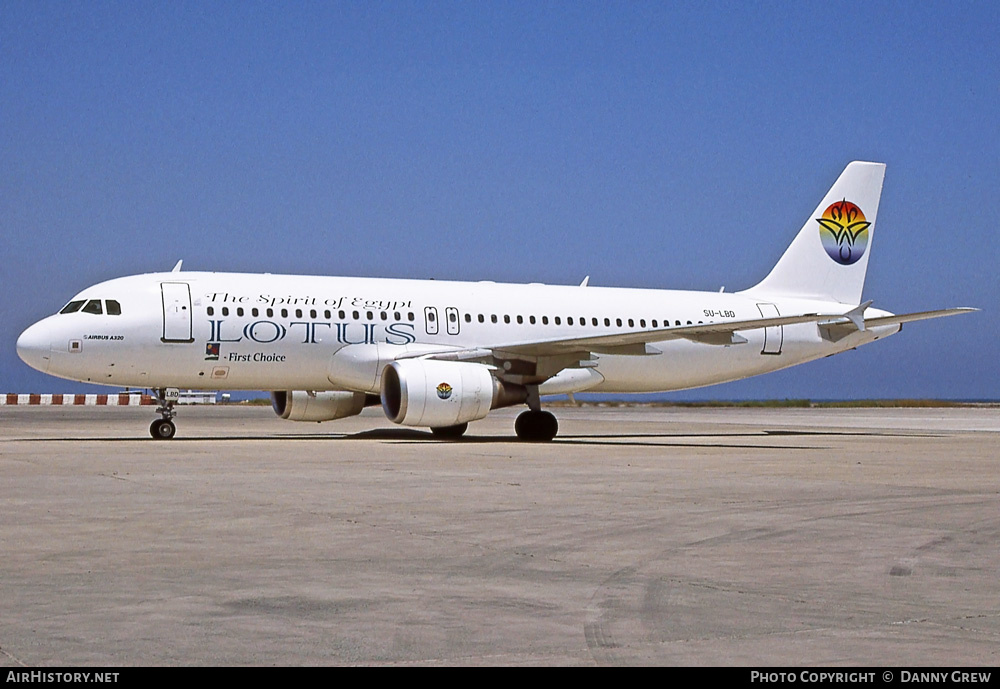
[515,410,558,442]
[431,422,468,439]
[149,418,176,440]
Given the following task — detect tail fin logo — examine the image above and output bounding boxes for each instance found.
[817,199,871,265]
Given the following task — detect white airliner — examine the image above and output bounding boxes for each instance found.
[17,162,974,440]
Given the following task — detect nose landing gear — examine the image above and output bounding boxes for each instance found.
[149,387,178,440]
[149,417,176,440]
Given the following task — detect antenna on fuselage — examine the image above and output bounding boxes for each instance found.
[171,260,183,273]
[580,276,590,287]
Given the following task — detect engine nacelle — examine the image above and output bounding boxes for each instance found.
[381,360,502,428]
[271,390,367,422]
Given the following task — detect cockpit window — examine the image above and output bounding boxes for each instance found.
[106,300,121,315]
[60,300,85,314]
[82,299,103,315]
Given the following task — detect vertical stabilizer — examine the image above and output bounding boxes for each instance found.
[745,161,886,305]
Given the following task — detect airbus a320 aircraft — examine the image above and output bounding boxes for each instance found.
[17,162,974,441]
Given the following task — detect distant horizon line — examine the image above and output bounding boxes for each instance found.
[2,391,997,410]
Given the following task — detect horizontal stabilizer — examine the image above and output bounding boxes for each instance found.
[863,307,978,329]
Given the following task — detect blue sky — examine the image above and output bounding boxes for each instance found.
[2,1,996,399]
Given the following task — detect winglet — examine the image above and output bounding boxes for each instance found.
[171,260,183,273]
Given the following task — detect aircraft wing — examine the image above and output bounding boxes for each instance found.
[413,306,977,376]
[415,309,860,365]
[489,311,842,356]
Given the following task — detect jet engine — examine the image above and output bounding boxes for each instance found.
[380,359,526,428]
[271,390,368,422]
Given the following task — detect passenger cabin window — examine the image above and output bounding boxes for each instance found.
[445,307,460,335]
[207,306,215,316]
[106,300,122,316]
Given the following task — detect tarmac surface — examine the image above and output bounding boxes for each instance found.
[1,404,998,666]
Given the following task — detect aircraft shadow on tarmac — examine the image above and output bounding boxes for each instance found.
[11,427,943,449]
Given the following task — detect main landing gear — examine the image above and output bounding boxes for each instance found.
[514,410,559,442]
[514,385,559,442]
[149,387,178,440]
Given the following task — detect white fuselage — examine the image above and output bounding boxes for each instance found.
[16,271,899,395]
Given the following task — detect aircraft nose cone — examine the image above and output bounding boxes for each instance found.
[16,322,52,373]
